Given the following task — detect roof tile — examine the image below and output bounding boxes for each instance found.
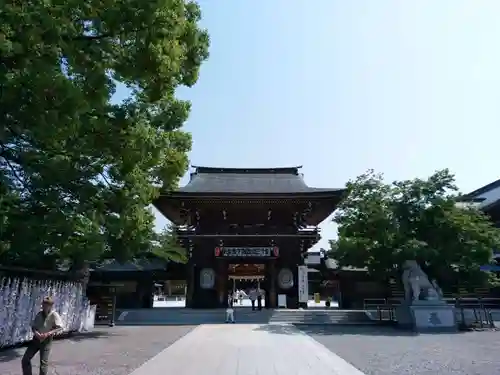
[178,167,342,194]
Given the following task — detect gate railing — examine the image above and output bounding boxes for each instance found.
[363,297,499,327]
[454,297,498,329]
[363,298,395,322]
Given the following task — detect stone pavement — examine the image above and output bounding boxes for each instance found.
[304,325,500,375]
[130,324,366,375]
[0,326,196,375]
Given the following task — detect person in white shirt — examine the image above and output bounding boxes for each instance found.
[22,296,64,375]
[238,289,244,305]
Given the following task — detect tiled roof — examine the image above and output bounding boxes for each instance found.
[462,178,500,199]
[177,166,343,194]
[91,259,168,272]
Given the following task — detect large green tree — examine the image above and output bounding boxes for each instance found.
[150,224,187,264]
[0,1,209,269]
[330,169,500,288]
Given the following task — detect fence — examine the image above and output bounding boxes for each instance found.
[363,297,499,328]
[0,276,96,348]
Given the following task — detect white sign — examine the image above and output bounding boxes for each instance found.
[82,305,96,331]
[219,247,276,257]
[298,265,309,303]
[278,294,287,308]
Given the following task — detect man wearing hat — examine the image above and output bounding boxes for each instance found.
[22,296,64,375]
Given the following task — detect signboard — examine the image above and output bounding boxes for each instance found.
[278,294,287,308]
[298,265,309,303]
[215,247,279,258]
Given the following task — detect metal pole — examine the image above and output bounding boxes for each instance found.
[488,310,494,328]
[109,289,116,327]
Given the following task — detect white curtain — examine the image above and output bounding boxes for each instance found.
[0,276,96,347]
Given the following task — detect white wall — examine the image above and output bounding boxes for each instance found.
[304,254,321,265]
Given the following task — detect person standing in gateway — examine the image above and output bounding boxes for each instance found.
[249,287,258,310]
[226,293,235,323]
[257,287,263,310]
[22,296,64,375]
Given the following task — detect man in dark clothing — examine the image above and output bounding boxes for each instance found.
[249,287,257,310]
[22,296,64,375]
[257,288,263,311]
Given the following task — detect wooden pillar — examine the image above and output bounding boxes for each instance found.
[269,259,277,308]
[186,261,195,308]
[139,276,154,308]
[216,259,227,307]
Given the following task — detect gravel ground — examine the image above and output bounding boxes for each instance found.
[0,325,195,375]
[300,325,500,375]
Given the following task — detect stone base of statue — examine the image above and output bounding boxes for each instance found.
[395,300,457,332]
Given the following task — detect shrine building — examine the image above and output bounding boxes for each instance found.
[460,179,500,270]
[154,166,345,309]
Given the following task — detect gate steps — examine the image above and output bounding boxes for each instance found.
[116,308,378,326]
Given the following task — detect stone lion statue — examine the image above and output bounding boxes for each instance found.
[401,260,442,303]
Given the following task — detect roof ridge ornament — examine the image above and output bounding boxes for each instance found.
[190,166,303,175]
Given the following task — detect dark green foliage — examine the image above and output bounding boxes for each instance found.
[330,169,500,287]
[0,0,209,269]
[150,224,187,264]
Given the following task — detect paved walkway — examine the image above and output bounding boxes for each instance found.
[130,324,365,375]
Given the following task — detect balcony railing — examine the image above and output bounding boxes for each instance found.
[178,225,320,237]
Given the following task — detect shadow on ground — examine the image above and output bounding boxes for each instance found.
[0,329,116,362]
[62,330,116,342]
[254,324,467,337]
[0,348,23,363]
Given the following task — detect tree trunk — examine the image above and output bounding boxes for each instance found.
[70,261,90,293]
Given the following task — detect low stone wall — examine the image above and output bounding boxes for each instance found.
[0,276,95,347]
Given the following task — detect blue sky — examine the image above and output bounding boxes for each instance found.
[117,1,500,250]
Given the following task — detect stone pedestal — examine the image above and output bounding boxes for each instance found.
[395,301,457,332]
